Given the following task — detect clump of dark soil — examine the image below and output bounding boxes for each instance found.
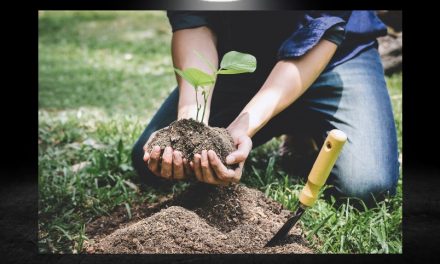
[145,118,236,168]
[86,183,313,254]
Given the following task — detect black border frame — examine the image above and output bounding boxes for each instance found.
[3,1,438,263]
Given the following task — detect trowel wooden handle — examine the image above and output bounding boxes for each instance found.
[299,129,347,207]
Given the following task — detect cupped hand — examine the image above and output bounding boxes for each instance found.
[142,130,192,181]
[191,132,252,185]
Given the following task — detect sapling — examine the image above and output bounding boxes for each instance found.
[174,50,257,123]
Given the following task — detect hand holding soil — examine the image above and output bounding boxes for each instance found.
[143,129,193,181]
[143,118,252,185]
[191,126,252,185]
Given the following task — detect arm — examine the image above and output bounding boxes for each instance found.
[198,39,338,184]
[172,27,218,124]
[143,26,218,181]
[228,39,338,138]
[194,12,348,185]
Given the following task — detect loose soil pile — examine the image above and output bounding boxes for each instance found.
[86,183,313,254]
[144,118,236,168]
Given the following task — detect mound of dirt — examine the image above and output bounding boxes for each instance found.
[145,118,236,168]
[86,183,313,254]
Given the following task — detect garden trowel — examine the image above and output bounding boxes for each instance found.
[265,129,347,247]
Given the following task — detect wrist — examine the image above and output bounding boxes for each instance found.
[228,112,258,138]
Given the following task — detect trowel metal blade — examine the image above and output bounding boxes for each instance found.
[264,206,305,247]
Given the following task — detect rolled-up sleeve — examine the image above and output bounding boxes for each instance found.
[277,11,352,60]
[167,11,211,32]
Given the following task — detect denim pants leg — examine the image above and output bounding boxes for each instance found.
[317,48,399,204]
[131,47,399,204]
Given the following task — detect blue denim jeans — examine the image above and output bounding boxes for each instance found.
[132,47,400,204]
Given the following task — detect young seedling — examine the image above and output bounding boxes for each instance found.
[174,51,257,123]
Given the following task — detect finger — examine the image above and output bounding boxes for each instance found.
[193,154,204,182]
[160,146,173,179]
[230,162,244,183]
[226,136,252,165]
[173,151,185,180]
[148,146,161,176]
[201,150,217,185]
[143,151,150,162]
[208,150,235,182]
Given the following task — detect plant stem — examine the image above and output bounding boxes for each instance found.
[195,86,200,121]
[201,89,207,124]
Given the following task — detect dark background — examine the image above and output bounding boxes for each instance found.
[2,0,439,263]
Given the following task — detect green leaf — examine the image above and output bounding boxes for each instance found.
[218,51,257,74]
[174,67,215,87]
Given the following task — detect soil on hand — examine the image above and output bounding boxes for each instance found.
[145,119,236,168]
[86,183,313,254]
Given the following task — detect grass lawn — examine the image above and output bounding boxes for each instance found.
[38,11,402,254]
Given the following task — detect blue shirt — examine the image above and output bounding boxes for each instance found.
[167,11,387,75]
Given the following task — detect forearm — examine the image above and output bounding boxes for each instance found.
[171,27,218,123]
[228,39,338,137]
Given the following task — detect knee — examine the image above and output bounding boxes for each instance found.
[131,138,146,175]
[131,125,157,175]
[331,154,399,205]
[342,173,397,205]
